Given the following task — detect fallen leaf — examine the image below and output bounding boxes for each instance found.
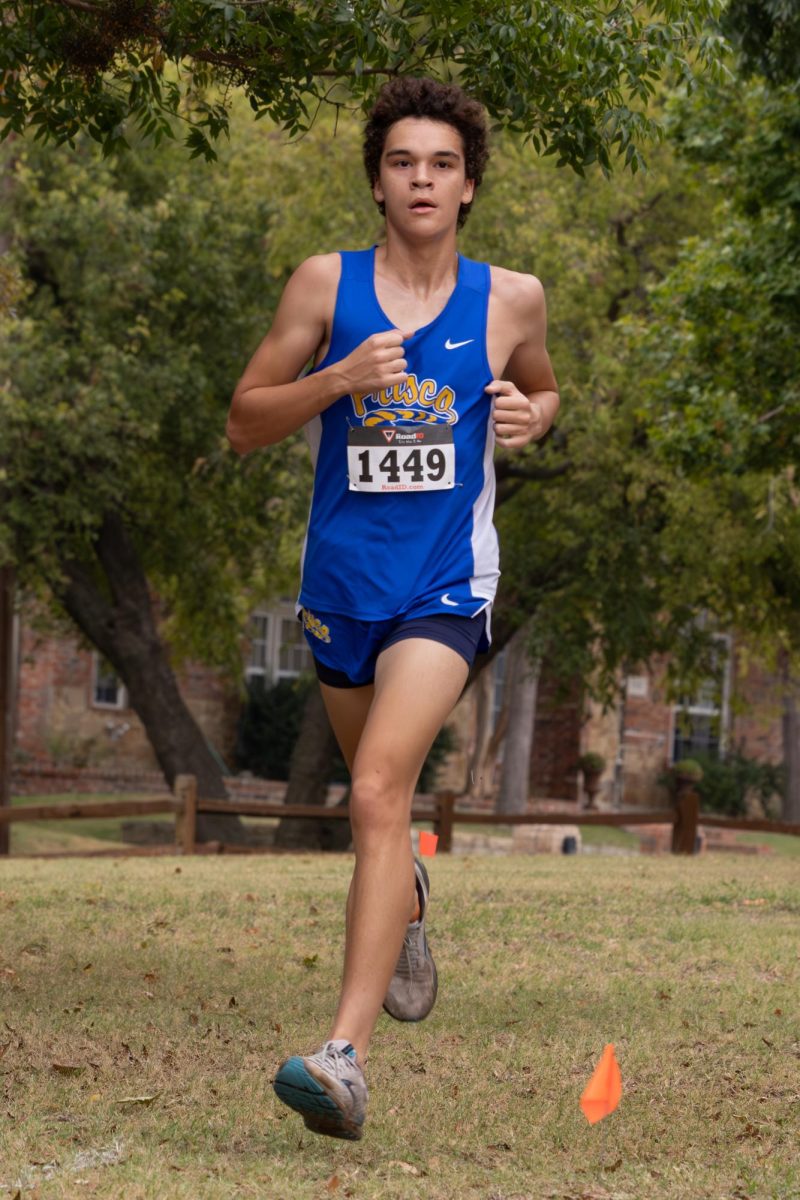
[228,996,237,1008]
[302,955,318,968]
[143,972,157,982]
[174,867,182,874]
[775,1009,783,1016]
[117,1093,160,1107]
[604,1157,623,1172]
[82,963,93,972]
[389,1161,421,1176]
[326,1174,340,1192]
[52,1062,84,1075]
[89,1093,102,1103]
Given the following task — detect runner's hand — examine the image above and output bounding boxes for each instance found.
[486,380,544,448]
[334,330,412,395]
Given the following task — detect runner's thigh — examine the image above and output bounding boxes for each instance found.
[352,637,469,790]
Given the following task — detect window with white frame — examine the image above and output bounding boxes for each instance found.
[91,653,127,709]
[276,616,313,680]
[245,609,313,683]
[245,613,271,679]
[671,635,731,762]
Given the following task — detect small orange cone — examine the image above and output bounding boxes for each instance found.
[418,830,439,857]
[580,1044,622,1124]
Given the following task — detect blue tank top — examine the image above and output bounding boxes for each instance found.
[298,246,499,621]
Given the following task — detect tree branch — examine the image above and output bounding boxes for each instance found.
[494,458,572,484]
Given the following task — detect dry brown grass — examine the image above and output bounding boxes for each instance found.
[0,853,798,1199]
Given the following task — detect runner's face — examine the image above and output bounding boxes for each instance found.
[373,118,474,235]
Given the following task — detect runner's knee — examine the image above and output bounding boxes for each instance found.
[349,775,410,842]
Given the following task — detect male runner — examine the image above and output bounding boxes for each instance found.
[226,76,559,1141]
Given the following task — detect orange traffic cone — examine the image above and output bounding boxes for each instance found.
[418,830,438,857]
[580,1044,622,1124]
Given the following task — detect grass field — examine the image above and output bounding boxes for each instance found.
[1,852,798,1199]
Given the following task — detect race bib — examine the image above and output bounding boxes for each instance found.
[347,426,455,493]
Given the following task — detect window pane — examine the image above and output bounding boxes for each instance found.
[247,614,270,674]
[93,657,123,707]
[278,618,313,677]
[673,712,721,761]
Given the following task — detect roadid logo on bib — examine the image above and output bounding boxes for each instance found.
[350,374,458,427]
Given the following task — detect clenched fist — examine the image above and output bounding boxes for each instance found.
[486,379,545,448]
[334,329,412,396]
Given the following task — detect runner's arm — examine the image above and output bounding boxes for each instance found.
[227,256,410,455]
[226,256,341,454]
[487,275,559,450]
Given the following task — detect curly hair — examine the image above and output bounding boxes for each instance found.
[363,77,489,229]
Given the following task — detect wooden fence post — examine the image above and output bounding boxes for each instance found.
[671,783,699,855]
[174,774,197,855]
[434,791,456,854]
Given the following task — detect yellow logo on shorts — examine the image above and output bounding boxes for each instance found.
[302,609,331,644]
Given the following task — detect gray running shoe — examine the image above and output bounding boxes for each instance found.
[273,1040,368,1140]
[383,858,438,1022]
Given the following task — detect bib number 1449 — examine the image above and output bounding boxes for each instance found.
[347,426,455,493]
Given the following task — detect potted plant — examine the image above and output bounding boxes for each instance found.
[577,751,606,810]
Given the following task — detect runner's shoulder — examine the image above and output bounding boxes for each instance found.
[282,253,341,317]
[488,265,546,318]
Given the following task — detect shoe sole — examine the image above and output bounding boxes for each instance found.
[273,1057,364,1141]
[382,857,437,1022]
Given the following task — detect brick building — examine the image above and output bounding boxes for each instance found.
[9,603,784,806]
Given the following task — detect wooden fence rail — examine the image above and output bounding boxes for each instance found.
[1,775,799,858]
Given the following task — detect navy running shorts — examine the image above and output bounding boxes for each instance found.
[300,606,490,689]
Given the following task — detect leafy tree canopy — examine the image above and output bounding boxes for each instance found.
[0,114,310,675]
[1,0,726,170]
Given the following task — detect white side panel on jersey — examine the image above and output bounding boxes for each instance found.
[304,414,323,469]
[469,415,500,600]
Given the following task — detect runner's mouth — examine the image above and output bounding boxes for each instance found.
[410,200,437,211]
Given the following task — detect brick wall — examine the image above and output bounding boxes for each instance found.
[15,623,239,773]
[530,667,581,800]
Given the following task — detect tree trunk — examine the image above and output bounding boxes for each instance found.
[496,622,540,816]
[275,682,351,850]
[464,663,494,799]
[55,512,243,843]
[780,652,800,823]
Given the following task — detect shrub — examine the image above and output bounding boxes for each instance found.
[662,750,785,817]
[578,751,606,776]
[235,676,455,790]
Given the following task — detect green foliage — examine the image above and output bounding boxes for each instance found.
[670,757,704,782]
[0,0,727,171]
[0,113,311,673]
[577,751,606,775]
[234,673,453,790]
[624,78,800,667]
[665,750,785,816]
[235,674,345,781]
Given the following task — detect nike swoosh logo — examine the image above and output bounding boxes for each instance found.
[444,338,474,350]
[441,593,459,607]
